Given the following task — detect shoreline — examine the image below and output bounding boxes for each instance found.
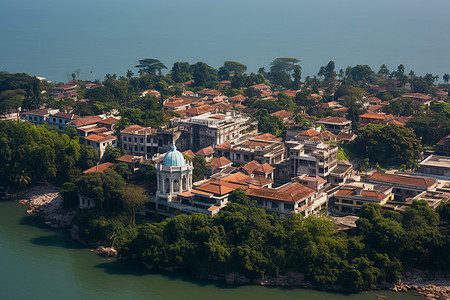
[13,185,450,299]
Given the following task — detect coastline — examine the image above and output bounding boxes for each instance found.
[13,185,449,299]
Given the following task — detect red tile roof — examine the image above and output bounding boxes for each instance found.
[337,132,357,141]
[206,157,232,168]
[198,89,221,96]
[69,115,103,127]
[361,190,388,200]
[51,112,79,119]
[299,129,320,137]
[271,110,293,119]
[84,133,116,143]
[182,150,196,158]
[229,94,246,102]
[240,140,271,147]
[83,162,114,174]
[116,154,142,164]
[24,109,49,116]
[196,146,214,156]
[368,172,437,188]
[250,83,271,90]
[215,142,231,150]
[247,182,315,203]
[98,117,119,125]
[318,116,351,125]
[238,160,274,174]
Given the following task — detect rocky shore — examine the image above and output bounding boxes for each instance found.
[392,270,449,299]
[15,184,75,229]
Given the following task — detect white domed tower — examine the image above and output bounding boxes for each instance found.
[156,145,193,203]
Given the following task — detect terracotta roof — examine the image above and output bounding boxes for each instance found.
[163,96,196,109]
[238,161,274,174]
[247,182,315,203]
[69,115,103,127]
[116,154,141,164]
[98,117,119,125]
[215,142,231,150]
[245,175,272,187]
[337,132,357,141]
[195,181,235,196]
[182,150,196,158]
[51,112,79,119]
[221,172,251,183]
[402,93,432,100]
[368,172,437,188]
[207,157,233,168]
[361,190,388,200]
[271,110,293,119]
[240,140,271,147]
[336,189,355,196]
[24,109,49,116]
[359,113,389,120]
[121,125,156,135]
[300,175,327,185]
[250,83,271,90]
[198,89,221,96]
[178,190,195,197]
[83,162,114,174]
[196,146,214,156]
[84,133,116,143]
[254,133,276,141]
[318,116,351,125]
[368,105,383,112]
[229,94,246,102]
[78,126,109,134]
[280,90,297,97]
[299,129,320,137]
[184,105,214,116]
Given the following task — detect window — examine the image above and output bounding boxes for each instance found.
[140,138,144,143]
[271,202,278,209]
[342,199,353,204]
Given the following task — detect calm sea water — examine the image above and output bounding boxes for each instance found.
[0,201,422,300]
[0,0,449,83]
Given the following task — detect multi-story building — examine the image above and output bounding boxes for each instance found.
[317,116,352,134]
[48,112,79,130]
[247,182,327,217]
[436,134,450,155]
[287,140,338,179]
[172,112,258,152]
[120,125,181,158]
[333,182,393,215]
[215,133,285,166]
[367,172,437,201]
[84,133,117,158]
[21,108,59,125]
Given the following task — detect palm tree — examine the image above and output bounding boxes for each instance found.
[443,73,450,84]
[126,70,134,79]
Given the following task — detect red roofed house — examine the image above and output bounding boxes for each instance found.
[52,84,77,99]
[238,160,275,182]
[436,134,450,155]
[359,113,404,126]
[333,182,393,215]
[48,112,80,129]
[84,133,117,158]
[402,93,433,105]
[139,89,161,98]
[163,96,197,111]
[270,110,293,123]
[206,157,233,175]
[317,116,352,134]
[195,146,214,161]
[21,108,58,125]
[367,172,437,201]
[247,181,327,217]
[229,94,246,104]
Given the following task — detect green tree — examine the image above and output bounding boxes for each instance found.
[352,124,422,165]
[443,73,449,84]
[268,57,301,88]
[135,58,167,76]
[378,64,390,78]
[121,185,148,225]
[192,155,207,182]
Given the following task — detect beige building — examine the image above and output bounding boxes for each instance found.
[172,112,258,152]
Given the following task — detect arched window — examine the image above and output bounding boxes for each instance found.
[165,178,170,194]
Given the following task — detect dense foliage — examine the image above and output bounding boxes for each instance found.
[75,189,449,289]
[0,121,88,188]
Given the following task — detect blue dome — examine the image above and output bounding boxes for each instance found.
[163,145,185,167]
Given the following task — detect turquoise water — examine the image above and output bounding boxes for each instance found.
[0,0,449,83]
[0,201,422,299]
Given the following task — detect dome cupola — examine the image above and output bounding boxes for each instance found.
[162,145,185,167]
